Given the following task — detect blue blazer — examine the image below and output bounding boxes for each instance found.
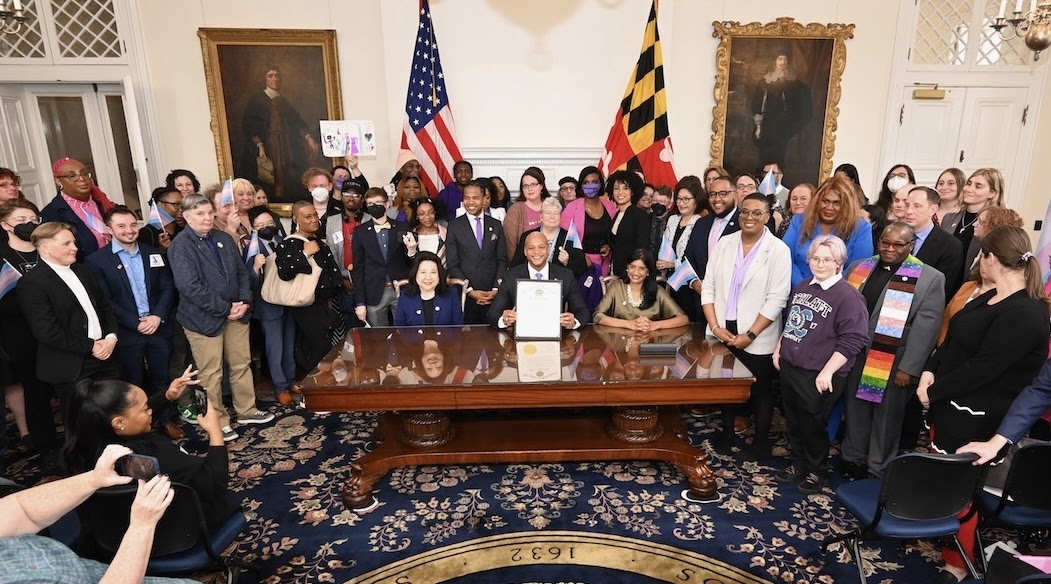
[85,242,175,337]
[394,289,464,327]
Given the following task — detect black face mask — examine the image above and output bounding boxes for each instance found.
[257,226,278,240]
[12,223,37,242]
[365,203,386,219]
[651,204,666,218]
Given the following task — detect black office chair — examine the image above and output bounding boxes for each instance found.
[80,482,258,583]
[821,452,983,584]
[975,443,1051,570]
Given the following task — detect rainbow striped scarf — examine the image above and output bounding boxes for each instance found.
[846,255,923,404]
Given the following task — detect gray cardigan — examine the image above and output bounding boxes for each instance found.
[168,227,252,336]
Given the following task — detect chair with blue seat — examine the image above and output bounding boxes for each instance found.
[975,442,1051,569]
[79,481,258,583]
[821,452,984,584]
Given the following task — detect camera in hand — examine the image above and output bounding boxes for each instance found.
[116,454,160,481]
[193,388,208,416]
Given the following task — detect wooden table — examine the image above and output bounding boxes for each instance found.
[300,324,754,509]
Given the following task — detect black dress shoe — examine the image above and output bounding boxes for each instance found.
[840,460,869,481]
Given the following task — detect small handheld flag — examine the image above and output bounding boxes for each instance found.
[658,234,676,263]
[219,178,234,207]
[666,259,697,290]
[244,232,261,264]
[147,201,174,230]
[758,170,778,196]
[565,220,583,250]
[0,260,22,300]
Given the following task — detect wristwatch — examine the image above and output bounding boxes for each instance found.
[745,330,757,340]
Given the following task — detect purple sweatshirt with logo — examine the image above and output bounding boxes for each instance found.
[780,278,870,376]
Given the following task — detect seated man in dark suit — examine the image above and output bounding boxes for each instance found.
[18,221,121,409]
[86,206,181,439]
[488,231,590,330]
[904,186,963,298]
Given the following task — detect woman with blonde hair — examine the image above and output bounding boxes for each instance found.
[940,168,1005,276]
[781,176,873,287]
[919,224,1050,583]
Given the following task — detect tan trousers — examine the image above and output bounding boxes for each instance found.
[184,320,257,428]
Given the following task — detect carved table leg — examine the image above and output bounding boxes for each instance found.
[607,406,663,443]
[398,411,455,448]
[677,451,720,503]
[343,460,383,510]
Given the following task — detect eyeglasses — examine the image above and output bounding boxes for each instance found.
[676,196,694,202]
[255,222,276,229]
[344,192,363,199]
[888,172,909,180]
[739,209,769,219]
[522,182,541,190]
[808,257,840,265]
[559,185,575,191]
[56,171,92,182]
[878,239,913,250]
[736,184,757,192]
[0,179,20,188]
[6,216,39,225]
[708,190,734,199]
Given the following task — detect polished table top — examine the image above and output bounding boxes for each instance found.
[300,324,755,411]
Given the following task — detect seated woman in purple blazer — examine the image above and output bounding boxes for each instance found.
[394,251,464,327]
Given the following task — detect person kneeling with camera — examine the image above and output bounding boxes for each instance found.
[63,366,237,534]
[0,444,196,583]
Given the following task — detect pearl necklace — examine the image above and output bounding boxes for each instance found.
[625,285,643,308]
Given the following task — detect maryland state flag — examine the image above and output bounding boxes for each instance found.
[598,0,676,188]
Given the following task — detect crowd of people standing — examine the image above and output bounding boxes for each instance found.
[0,155,1049,583]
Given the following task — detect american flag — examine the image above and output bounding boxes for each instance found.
[399,0,463,198]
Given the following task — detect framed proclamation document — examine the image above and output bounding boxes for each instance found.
[514,279,563,340]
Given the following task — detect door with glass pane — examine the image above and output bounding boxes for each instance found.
[26,83,143,217]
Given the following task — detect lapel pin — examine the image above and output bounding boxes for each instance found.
[217,242,224,248]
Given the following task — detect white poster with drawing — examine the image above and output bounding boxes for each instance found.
[319,120,377,157]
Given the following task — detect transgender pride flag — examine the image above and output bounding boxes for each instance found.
[666,258,697,290]
[1037,198,1051,285]
[0,260,22,300]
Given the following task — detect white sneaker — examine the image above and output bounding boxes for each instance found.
[221,426,239,442]
[238,410,275,425]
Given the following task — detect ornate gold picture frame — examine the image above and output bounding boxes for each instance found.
[198,28,342,203]
[709,18,854,187]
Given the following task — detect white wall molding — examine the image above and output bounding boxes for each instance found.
[460,147,604,191]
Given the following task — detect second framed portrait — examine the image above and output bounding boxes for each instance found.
[709,18,854,188]
[199,28,342,203]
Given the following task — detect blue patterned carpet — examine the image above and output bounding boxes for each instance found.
[4,405,970,583]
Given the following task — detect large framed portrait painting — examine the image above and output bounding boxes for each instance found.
[709,18,854,187]
[199,28,342,203]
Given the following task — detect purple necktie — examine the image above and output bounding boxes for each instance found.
[475,216,483,249]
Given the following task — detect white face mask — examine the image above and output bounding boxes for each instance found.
[887,176,908,193]
[311,187,330,203]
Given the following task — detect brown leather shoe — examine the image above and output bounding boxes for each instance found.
[161,421,185,441]
[734,416,750,433]
[276,391,294,406]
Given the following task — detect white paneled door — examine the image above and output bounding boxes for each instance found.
[0,83,149,216]
[894,85,1028,202]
